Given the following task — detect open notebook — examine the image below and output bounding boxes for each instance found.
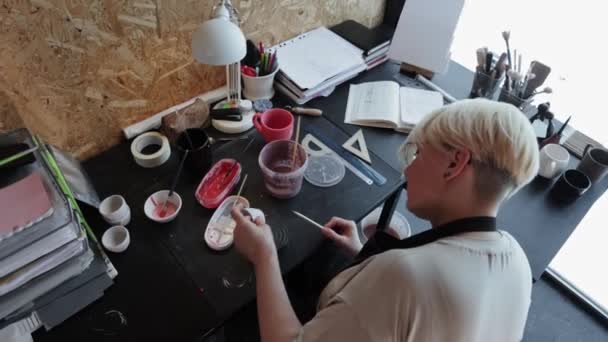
[344,81,443,133]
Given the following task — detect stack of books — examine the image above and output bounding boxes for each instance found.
[272,26,367,104]
[0,128,115,333]
[330,20,393,70]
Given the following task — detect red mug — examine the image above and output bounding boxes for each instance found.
[253,108,294,143]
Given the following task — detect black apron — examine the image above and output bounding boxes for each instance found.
[350,216,497,268]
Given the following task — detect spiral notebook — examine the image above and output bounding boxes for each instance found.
[271,26,366,103]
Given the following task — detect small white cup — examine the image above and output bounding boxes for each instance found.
[102,226,130,253]
[99,195,131,226]
[242,66,279,100]
[360,206,411,242]
[538,144,570,179]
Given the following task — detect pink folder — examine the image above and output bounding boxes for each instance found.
[0,172,53,239]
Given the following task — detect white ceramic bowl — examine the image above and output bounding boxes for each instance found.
[360,206,411,242]
[144,190,183,223]
[102,226,130,253]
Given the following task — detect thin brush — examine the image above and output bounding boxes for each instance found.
[291,115,301,169]
[221,137,255,185]
[160,150,189,217]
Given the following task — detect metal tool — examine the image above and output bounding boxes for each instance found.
[285,106,322,116]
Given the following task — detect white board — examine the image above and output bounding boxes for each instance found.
[388,0,465,74]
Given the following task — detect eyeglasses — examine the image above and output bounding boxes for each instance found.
[402,143,419,167]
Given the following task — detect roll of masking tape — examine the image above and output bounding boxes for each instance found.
[130,132,171,168]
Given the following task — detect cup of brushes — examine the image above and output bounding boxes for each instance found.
[241,40,279,100]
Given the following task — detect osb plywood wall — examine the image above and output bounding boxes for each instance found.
[0,0,385,159]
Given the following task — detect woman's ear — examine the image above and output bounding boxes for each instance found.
[444,149,471,180]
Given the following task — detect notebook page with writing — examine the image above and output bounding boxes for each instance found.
[345,81,400,129]
[273,27,364,89]
[397,87,444,131]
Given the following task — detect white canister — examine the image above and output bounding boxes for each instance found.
[242,66,279,100]
[538,144,570,179]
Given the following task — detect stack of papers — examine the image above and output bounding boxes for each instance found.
[0,128,114,332]
[272,27,367,104]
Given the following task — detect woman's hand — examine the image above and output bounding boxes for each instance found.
[231,204,277,267]
[321,217,363,257]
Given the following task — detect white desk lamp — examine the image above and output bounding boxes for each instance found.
[192,0,246,103]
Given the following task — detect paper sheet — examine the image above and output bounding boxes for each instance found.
[0,172,53,240]
[273,27,364,89]
[388,0,465,73]
[399,87,444,126]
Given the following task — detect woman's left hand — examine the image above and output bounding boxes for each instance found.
[231,204,276,267]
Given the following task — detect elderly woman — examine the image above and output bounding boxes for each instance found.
[231,98,540,342]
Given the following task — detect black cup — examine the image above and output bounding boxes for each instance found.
[550,169,591,203]
[175,128,212,179]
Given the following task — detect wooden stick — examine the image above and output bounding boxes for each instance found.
[292,211,324,230]
[291,115,301,169]
[232,173,248,209]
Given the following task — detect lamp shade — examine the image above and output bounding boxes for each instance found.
[192,18,246,65]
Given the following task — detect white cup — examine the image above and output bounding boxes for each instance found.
[360,206,411,242]
[242,66,279,100]
[102,225,130,253]
[99,195,131,226]
[538,144,570,179]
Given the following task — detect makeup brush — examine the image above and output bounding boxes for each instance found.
[221,137,255,185]
[502,30,512,67]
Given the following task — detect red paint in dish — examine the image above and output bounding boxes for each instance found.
[195,159,241,209]
[154,201,178,218]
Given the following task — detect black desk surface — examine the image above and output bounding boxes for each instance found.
[34,60,607,339]
[308,60,608,281]
[35,115,403,340]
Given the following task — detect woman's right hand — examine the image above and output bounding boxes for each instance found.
[321,217,363,257]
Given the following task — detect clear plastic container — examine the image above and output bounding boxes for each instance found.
[258,140,308,199]
[195,159,241,209]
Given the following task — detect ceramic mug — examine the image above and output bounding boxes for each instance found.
[253,108,294,143]
[538,144,570,179]
[576,144,608,185]
[550,169,591,203]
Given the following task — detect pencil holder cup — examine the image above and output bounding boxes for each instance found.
[469,68,502,100]
[498,88,533,110]
[242,66,279,100]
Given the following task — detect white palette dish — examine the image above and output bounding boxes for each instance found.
[204,196,249,251]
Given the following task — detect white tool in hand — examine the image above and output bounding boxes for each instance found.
[292,211,325,230]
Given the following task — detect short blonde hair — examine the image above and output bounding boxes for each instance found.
[402,98,539,200]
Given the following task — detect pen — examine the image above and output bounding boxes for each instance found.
[268,52,275,73]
